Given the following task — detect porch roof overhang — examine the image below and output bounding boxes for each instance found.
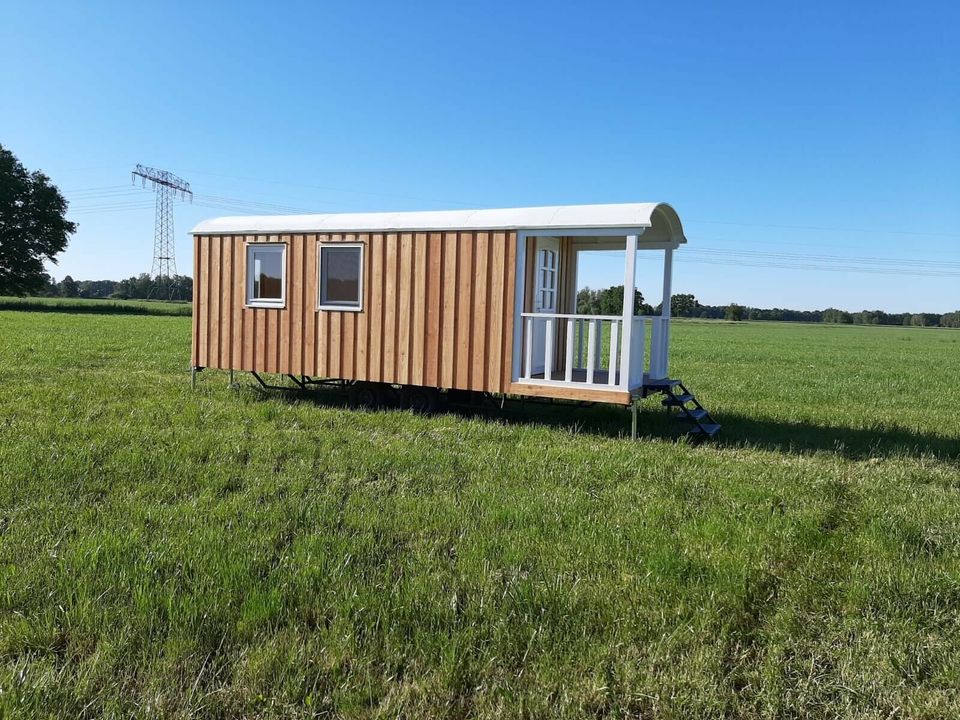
[191,202,687,245]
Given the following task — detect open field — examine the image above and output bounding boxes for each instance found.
[1,311,958,718]
[0,296,192,316]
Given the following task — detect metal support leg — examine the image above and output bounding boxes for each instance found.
[229,369,234,388]
[631,399,639,440]
[191,366,197,390]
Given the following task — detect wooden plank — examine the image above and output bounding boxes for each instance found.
[208,236,221,368]
[263,308,275,374]
[278,235,291,373]
[440,232,458,388]
[470,232,490,391]
[304,235,317,376]
[455,233,473,388]
[424,233,442,387]
[341,233,356,379]
[191,236,201,367]
[220,234,232,369]
[501,232,518,391]
[507,381,631,406]
[289,235,303,376]
[354,234,369,381]
[381,233,398,383]
[257,309,266,372]
[367,234,384,382]
[232,236,245,370]
[486,232,505,392]
[316,236,329,377]
[396,233,413,385]
[411,233,427,386]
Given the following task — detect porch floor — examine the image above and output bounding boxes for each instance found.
[525,369,669,396]
[524,368,646,390]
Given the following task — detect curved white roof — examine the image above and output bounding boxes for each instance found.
[192,202,686,242]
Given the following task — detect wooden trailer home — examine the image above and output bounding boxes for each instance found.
[191,202,719,436]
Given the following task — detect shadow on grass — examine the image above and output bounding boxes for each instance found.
[245,379,959,463]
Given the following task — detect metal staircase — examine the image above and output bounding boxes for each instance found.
[642,378,721,438]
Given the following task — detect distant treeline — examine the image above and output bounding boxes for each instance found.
[39,273,193,301]
[578,287,960,328]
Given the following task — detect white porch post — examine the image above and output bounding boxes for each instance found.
[511,232,527,382]
[658,247,674,378]
[661,247,673,319]
[619,234,638,390]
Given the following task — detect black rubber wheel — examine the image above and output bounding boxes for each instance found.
[403,386,439,413]
[349,382,382,409]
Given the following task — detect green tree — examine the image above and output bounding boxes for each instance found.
[940,311,960,328]
[0,144,76,295]
[670,293,699,317]
[59,275,79,297]
[724,303,746,321]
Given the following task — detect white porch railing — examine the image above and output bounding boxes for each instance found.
[648,316,670,381]
[519,313,670,390]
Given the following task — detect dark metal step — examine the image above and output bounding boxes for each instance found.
[645,377,681,389]
[674,407,708,421]
[688,422,721,437]
[663,393,694,406]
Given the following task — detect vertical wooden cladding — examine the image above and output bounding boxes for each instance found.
[192,230,518,394]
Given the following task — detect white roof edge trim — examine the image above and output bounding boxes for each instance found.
[191,202,687,244]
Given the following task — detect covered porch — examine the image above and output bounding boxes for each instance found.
[509,204,685,405]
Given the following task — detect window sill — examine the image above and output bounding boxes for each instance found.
[246,301,286,310]
[318,304,363,312]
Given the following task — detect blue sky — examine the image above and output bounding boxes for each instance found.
[2,1,958,312]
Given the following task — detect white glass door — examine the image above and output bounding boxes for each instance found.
[531,236,560,376]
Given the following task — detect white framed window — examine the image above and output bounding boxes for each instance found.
[317,242,364,311]
[245,243,286,308]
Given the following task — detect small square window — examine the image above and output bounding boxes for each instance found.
[246,244,286,308]
[318,243,363,310]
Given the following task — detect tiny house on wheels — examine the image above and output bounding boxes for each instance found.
[190,202,719,437]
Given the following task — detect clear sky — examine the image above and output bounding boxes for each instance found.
[2,1,958,312]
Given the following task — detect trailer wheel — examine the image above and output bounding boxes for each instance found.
[350,382,382,409]
[403,386,439,413]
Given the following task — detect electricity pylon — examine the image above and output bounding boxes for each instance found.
[132,165,192,298]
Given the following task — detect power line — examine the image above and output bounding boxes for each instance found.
[689,246,960,270]
[685,218,960,239]
[676,255,960,278]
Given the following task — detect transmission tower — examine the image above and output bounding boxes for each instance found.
[132,164,192,297]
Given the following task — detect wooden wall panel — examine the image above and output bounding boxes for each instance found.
[209,237,221,369]
[424,233,442,386]
[470,232,490,391]
[411,233,427,386]
[486,232,505,391]
[367,234,384,382]
[199,236,210,367]
[440,232,458,388]
[381,233,397,383]
[397,233,413,385]
[455,233,473,388]
[192,230,519,394]
[501,234,518,392]
[191,237,201,367]
[304,234,317,376]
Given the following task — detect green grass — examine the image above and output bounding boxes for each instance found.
[0,312,958,718]
[0,296,192,316]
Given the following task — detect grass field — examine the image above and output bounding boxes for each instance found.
[1,311,958,718]
[0,296,192,316]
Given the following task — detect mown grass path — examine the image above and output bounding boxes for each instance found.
[0,312,958,718]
